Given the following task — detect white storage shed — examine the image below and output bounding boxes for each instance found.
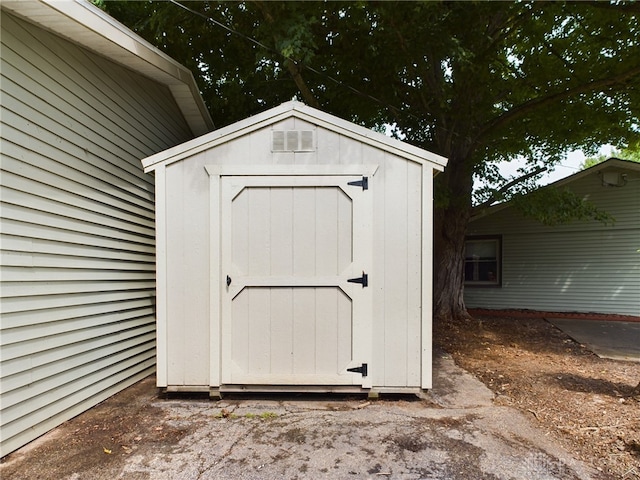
[142,101,447,396]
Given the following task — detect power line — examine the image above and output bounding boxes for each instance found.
[165,0,626,159]
[168,0,274,56]
[167,0,399,112]
[555,162,582,171]
[166,0,471,141]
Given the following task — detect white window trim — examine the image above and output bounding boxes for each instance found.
[464,235,502,287]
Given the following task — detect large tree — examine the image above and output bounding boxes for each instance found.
[582,146,640,168]
[103,1,640,320]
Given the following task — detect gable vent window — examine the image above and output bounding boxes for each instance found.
[272,130,315,152]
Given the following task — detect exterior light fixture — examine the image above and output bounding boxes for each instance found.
[599,171,627,187]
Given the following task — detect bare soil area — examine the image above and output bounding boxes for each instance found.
[0,375,190,479]
[435,312,640,480]
[2,312,638,479]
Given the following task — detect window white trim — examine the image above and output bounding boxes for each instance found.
[464,235,502,287]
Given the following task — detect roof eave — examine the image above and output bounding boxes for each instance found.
[470,157,640,221]
[142,101,448,172]
[1,0,214,137]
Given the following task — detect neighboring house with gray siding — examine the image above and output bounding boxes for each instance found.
[0,0,213,456]
[464,158,640,317]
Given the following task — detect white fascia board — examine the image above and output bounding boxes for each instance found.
[143,104,299,172]
[2,0,214,136]
[290,102,448,170]
[143,101,448,172]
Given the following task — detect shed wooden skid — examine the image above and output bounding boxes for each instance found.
[143,101,447,396]
[0,0,213,457]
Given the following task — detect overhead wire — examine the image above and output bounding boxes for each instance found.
[166,0,465,139]
[166,0,601,188]
[165,0,594,160]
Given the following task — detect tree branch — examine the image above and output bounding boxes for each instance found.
[543,38,581,82]
[475,64,640,145]
[252,0,321,108]
[473,166,547,212]
[283,59,321,108]
[586,2,640,14]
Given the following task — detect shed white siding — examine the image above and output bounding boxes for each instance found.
[465,163,640,316]
[144,104,447,394]
[0,12,196,456]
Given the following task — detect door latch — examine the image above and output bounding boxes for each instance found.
[226,275,231,287]
[347,272,368,287]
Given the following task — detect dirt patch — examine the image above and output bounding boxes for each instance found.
[0,376,188,479]
[435,314,640,480]
[2,312,637,479]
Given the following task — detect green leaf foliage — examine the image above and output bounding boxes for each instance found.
[583,146,640,168]
[102,1,639,317]
[511,187,615,226]
[103,2,640,189]
[103,2,640,161]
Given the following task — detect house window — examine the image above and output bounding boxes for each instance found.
[464,236,501,287]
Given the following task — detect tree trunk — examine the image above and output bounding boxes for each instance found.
[433,204,472,321]
[433,157,474,321]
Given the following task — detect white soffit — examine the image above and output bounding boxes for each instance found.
[142,101,449,172]
[1,0,214,136]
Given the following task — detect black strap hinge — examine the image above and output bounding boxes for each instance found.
[347,363,368,377]
[347,176,368,190]
[347,272,368,288]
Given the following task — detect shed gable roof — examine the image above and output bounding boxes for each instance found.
[141,101,448,172]
[1,0,214,137]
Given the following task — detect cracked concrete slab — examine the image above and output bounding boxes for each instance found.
[428,351,495,408]
[1,353,596,480]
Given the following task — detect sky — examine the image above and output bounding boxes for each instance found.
[483,145,615,189]
[382,124,615,190]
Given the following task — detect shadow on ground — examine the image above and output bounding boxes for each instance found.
[1,353,597,480]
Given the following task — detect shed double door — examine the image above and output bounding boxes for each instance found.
[220,170,373,387]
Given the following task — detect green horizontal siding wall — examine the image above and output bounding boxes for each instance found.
[465,168,640,316]
[0,12,193,456]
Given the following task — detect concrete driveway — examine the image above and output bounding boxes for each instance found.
[1,352,595,480]
[548,318,640,362]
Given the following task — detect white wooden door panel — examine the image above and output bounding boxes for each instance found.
[220,173,372,387]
